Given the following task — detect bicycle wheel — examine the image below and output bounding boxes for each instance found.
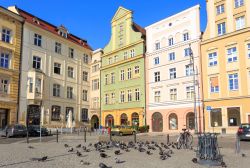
[186,133,193,149]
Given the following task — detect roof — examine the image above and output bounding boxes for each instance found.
[132,22,146,37]
[15,6,92,51]
[0,6,24,22]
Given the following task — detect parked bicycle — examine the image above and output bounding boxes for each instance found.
[176,127,193,149]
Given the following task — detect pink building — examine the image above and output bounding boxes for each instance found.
[145,5,203,133]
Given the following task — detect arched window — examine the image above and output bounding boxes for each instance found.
[120,113,128,125]
[105,114,114,127]
[152,112,163,132]
[132,112,139,126]
[169,113,178,130]
[186,112,195,130]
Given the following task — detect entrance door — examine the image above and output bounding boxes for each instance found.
[27,105,41,125]
[152,112,163,132]
[0,109,8,129]
[91,115,99,129]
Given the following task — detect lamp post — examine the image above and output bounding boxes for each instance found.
[189,44,198,134]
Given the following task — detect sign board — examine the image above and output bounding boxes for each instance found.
[206,106,212,111]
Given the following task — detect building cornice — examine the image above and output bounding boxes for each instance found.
[204,95,250,102]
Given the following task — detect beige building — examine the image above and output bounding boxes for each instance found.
[89,49,102,130]
[0,6,23,129]
[201,0,250,133]
[9,6,93,128]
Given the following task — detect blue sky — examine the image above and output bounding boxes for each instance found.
[1,0,207,50]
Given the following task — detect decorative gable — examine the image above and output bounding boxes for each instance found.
[111,6,132,23]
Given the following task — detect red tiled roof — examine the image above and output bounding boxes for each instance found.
[15,7,92,51]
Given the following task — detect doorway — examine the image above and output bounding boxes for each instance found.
[152,112,163,132]
[0,109,8,129]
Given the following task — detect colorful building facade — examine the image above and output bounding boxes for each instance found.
[0,6,23,129]
[201,0,250,133]
[145,5,203,133]
[101,7,146,127]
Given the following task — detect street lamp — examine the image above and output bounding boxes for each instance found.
[188,44,198,134]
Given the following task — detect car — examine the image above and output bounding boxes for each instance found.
[237,123,250,140]
[111,125,136,136]
[2,124,27,138]
[28,125,49,137]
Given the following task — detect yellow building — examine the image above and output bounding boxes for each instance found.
[0,6,24,129]
[201,0,250,133]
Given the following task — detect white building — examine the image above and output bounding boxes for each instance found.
[145,5,203,133]
[9,6,93,128]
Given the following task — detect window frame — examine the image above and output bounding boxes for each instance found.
[54,62,61,75]
[217,22,226,36]
[33,56,41,70]
[208,52,218,66]
[154,71,160,82]
[0,52,10,69]
[227,47,237,63]
[55,42,62,54]
[228,73,239,91]
[34,33,42,47]
[169,68,176,79]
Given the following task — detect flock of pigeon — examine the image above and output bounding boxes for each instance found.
[30,140,181,168]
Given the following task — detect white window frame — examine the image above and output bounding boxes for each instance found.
[55,42,61,54]
[218,22,226,36]
[105,74,109,85]
[135,88,140,101]
[228,73,239,91]
[154,91,161,103]
[34,33,42,47]
[236,16,245,30]
[105,94,109,105]
[235,0,244,8]
[170,88,177,101]
[183,32,189,41]
[69,48,74,58]
[108,57,113,65]
[120,91,125,103]
[216,4,225,15]
[124,51,128,60]
[227,47,237,63]
[154,71,160,82]
[154,57,160,65]
[67,86,73,99]
[1,28,11,43]
[130,49,135,58]
[135,66,140,74]
[111,93,115,104]
[185,64,193,76]
[120,70,125,81]
[186,86,194,99]
[83,71,88,81]
[111,73,115,84]
[127,68,132,80]
[155,42,161,50]
[33,56,41,70]
[247,43,250,58]
[128,90,132,102]
[169,52,175,61]
[68,66,74,78]
[208,52,218,66]
[53,84,60,97]
[54,63,61,75]
[0,78,9,94]
[184,48,191,57]
[82,89,88,101]
[0,52,10,69]
[169,68,176,79]
[168,37,174,46]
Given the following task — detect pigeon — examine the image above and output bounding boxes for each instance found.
[138,147,146,152]
[221,162,227,167]
[28,146,34,149]
[99,163,110,168]
[115,157,124,164]
[31,156,48,162]
[100,153,108,158]
[64,144,69,148]
[114,150,121,155]
[160,155,167,160]
[192,158,198,163]
[76,150,82,157]
[242,153,246,157]
[80,160,90,165]
[76,144,81,148]
[159,151,164,155]
[68,147,74,152]
[88,143,92,147]
[146,150,152,155]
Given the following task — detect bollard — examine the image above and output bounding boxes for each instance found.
[26,130,29,144]
[235,134,241,154]
[56,129,58,143]
[90,130,91,136]
[84,127,86,143]
[167,134,170,144]
[78,129,79,136]
[134,132,137,143]
[50,129,52,136]
[109,131,112,141]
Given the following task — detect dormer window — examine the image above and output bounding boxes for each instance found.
[57,25,68,38]
[59,31,67,38]
[32,17,40,25]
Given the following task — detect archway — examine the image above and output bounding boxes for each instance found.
[105,114,114,127]
[152,112,163,132]
[120,113,128,125]
[91,115,99,129]
[186,112,195,130]
[169,113,178,130]
[132,112,139,126]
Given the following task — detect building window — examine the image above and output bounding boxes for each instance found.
[54,63,61,75]
[34,33,42,47]
[169,52,175,61]
[184,48,191,57]
[114,55,118,63]
[186,86,194,99]
[69,48,74,58]
[168,37,174,46]
[185,64,193,76]
[55,42,61,54]
[81,108,88,122]
[170,88,177,101]
[154,57,160,65]
[155,42,161,50]
[83,54,89,64]
[169,113,178,130]
[154,91,161,102]
[82,90,88,101]
[120,91,125,103]
[128,90,132,102]
[111,93,115,104]
[124,52,128,60]
[105,74,109,85]
[1,28,11,43]
[169,68,176,79]
[0,52,9,69]
[130,49,135,58]
[105,94,109,105]
[92,64,99,73]
[92,79,99,90]
[28,78,33,93]
[235,0,244,8]
[53,84,60,97]
[65,107,74,121]
[92,97,99,108]
[111,73,115,84]
[154,71,160,82]
[217,22,226,36]
[135,89,140,101]
[216,4,224,15]
[51,106,61,121]
[210,108,222,127]
[183,32,189,41]
[247,44,250,58]
[229,73,239,91]
[236,16,245,30]
[210,77,219,93]
[134,66,140,74]
[108,57,113,64]
[208,52,218,66]
[66,87,73,99]
[0,79,9,94]
[83,71,88,81]
[227,47,237,62]
[33,56,41,69]
[127,68,132,80]
[228,107,241,126]
[68,66,74,78]
[120,70,125,81]
[35,78,41,94]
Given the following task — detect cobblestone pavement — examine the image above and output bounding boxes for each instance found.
[0,133,249,168]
